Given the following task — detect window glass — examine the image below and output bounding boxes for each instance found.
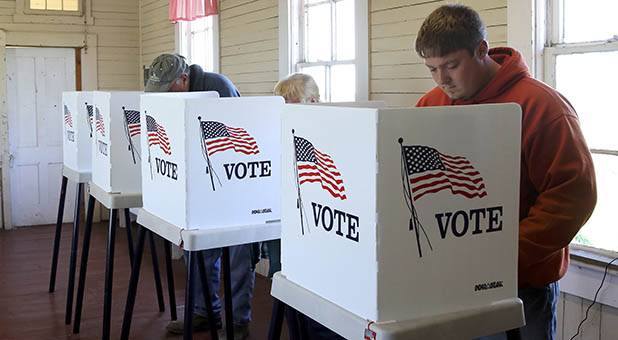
[330,64,355,102]
[64,0,78,11]
[306,3,331,62]
[335,0,354,60]
[555,51,618,150]
[47,0,62,10]
[180,16,215,72]
[30,0,45,9]
[571,154,618,252]
[563,0,618,43]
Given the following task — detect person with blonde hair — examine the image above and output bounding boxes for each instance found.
[274,73,320,103]
[269,73,344,340]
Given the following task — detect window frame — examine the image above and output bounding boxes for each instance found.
[279,0,368,102]
[24,0,83,16]
[175,15,220,73]
[544,0,618,255]
[14,0,92,24]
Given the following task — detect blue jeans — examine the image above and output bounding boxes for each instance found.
[265,239,281,278]
[184,244,255,325]
[478,281,559,340]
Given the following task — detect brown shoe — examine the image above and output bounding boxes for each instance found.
[217,323,250,340]
[166,313,222,335]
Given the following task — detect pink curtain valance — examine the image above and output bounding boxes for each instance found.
[169,0,218,23]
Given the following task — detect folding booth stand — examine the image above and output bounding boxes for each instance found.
[121,94,284,340]
[268,273,524,340]
[120,209,281,340]
[68,91,173,340]
[51,91,95,326]
[268,103,526,339]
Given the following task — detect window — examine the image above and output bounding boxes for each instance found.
[177,16,219,73]
[284,0,368,102]
[543,0,618,252]
[29,0,79,12]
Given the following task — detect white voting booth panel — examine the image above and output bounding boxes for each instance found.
[281,103,522,323]
[62,91,95,175]
[309,100,387,108]
[140,93,283,230]
[91,91,143,194]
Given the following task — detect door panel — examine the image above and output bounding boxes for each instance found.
[7,48,77,227]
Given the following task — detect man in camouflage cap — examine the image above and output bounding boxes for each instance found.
[145,53,239,96]
[146,54,251,340]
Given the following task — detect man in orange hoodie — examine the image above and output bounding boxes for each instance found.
[415,4,597,340]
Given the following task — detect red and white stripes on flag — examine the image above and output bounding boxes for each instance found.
[124,109,141,137]
[95,108,105,137]
[146,115,171,155]
[64,105,73,127]
[200,120,259,156]
[294,136,346,200]
[403,145,486,201]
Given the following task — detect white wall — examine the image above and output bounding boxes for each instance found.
[558,292,618,340]
[219,0,279,96]
[369,0,507,107]
[0,0,141,228]
[139,0,175,83]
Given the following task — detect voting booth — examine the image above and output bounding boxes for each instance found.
[309,100,387,108]
[62,91,95,177]
[140,93,283,230]
[91,91,143,194]
[280,103,522,323]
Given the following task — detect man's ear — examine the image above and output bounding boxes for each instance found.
[476,40,489,59]
[181,73,190,90]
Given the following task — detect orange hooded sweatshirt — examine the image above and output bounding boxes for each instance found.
[417,47,597,287]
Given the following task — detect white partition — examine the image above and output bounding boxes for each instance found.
[91,91,143,194]
[62,91,94,174]
[281,103,522,322]
[140,93,283,230]
[309,100,387,108]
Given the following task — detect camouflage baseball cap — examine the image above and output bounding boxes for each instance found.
[145,54,190,92]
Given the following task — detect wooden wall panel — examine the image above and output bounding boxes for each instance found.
[139,0,175,85]
[369,0,507,107]
[219,0,278,96]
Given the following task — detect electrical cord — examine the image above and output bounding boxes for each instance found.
[569,254,618,340]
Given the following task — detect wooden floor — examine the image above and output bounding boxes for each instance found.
[0,222,289,340]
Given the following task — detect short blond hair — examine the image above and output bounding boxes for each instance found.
[274,73,320,103]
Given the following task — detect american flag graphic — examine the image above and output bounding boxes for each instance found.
[146,115,171,155]
[200,121,259,156]
[403,145,486,201]
[63,105,73,127]
[95,108,105,137]
[124,109,141,137]
[294,136,346,200]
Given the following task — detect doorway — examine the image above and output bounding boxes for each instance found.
[6,47,78,226]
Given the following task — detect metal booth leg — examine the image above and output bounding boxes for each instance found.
[124,208,135,268]
[65,182,83,325]
[267,299,286,340]
[49,175,68,293]
[222,247,235,340]
[197,251,219,340]
[120,225,147,340]
[164,240,177,321]
[72,195,96,334]
[184,251,196,340]
[506,328,522,340]
[148,231,165,312]
[102,208,118,340]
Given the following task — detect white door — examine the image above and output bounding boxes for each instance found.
[7,47,77,227]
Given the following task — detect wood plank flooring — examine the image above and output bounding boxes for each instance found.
[0,222,288,340]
